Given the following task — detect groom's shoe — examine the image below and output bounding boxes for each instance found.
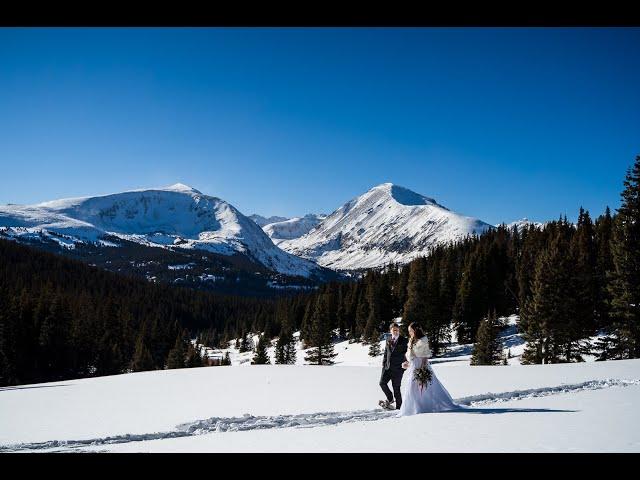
[379,400,394,410]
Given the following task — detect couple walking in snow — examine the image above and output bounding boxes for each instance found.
[379,322,460,416]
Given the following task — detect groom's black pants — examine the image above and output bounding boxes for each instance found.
[380,367,404,409]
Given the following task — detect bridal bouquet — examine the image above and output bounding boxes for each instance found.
[414,364,433,393]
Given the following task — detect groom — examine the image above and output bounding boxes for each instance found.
[379,322,408,410]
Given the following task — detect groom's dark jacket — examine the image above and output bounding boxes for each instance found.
[382,335,408,371]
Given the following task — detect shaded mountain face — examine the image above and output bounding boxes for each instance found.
[277,183,493,271]
[0,184,333,286]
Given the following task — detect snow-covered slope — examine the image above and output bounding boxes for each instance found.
[279,183,492,270]
[249,214,289,228]
[0,184,323,278]
[2,311,637,453]
[262,213,327,246]
[2,359,638,452]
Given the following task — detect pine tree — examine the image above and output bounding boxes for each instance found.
[275,329,297,365]
[395,265,410,317]
[166,334,187,369]
[185,341,204,368]
[516,225,544,312]
[363,276,381,343]
[304,295,337,365]
[520,228,581,364]
[323,283,339,331]
[569,208,598,343]
[275,331,288,364]
[424,257,448,356]
[363,276,383,356]
[471,310,503,365]
[300,299,314,347]
[453,248,489,344]
[595,207,614,331]
[222,352,232,366]
[252,334,271,364]
[131,330,155,372]
[403,257,428,327]
[222,325,231,346]
[0,297,16,386]
[608,156,640,358]
[336,289,347,340]
[239,331,250,353]
[378,274,394,328]
[263,316,274,341]
[38,294,72,380]
[368,336,382,357]
[354,286,369,340]
[286,335,297,364]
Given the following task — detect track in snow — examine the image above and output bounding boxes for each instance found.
[455,378,640,406]
[2,378,638,452]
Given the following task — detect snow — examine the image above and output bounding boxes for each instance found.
[199,315,524,368]
[167,263,195,270]
[261,214,327,245]
[162,183,202,194]
[504,218,545,231]
[0,185,323,278]
[3,315,639,453]
[265,281,317,291]
[97,239,119,247]
[278,183,492,270]
[248,214,290,228]
[199,273,223,282]
[1,359,639,452]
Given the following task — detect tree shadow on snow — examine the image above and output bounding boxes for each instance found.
[444,406,577,414]
[0,384,71,392]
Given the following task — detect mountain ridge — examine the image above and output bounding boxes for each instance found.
[277,182,493,270]
[0,184,327,280]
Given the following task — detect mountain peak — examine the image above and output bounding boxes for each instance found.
[279,183,491,270]
[368,183,437,207]
[372,182,394,189]
[1,183,325,279]
[162,183,202,194]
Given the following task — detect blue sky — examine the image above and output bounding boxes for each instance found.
[0,27,639,224]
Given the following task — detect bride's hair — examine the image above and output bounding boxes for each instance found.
[408,322,426,348]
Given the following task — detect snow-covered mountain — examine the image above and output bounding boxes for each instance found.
[0,183,325,279]
[504,218,545,232]
[262,213,328,246]
[248,214,290,228]
[278,183,493,270]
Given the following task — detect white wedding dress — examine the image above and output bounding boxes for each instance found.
[398,336,461,416]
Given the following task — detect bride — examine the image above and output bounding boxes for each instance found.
[397,322,461,416]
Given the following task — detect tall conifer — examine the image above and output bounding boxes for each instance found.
[471,310,503,365]
[608,156,640,358]
[304,295,337,365]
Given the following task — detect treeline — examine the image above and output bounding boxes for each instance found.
[0,239,280,386]
[250,156,640,365]
[253,212,613,363]
[2,157,638,382]
[520,156,639,362]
